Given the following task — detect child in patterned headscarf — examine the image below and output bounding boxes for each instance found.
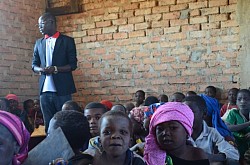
[144,102,209,165]
[0,110,30,165]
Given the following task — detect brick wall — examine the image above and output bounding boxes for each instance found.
[56,0,240,106]
[0,0,44,101]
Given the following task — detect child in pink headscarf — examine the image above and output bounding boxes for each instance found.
[0,110,30,165]
[144,102,209,165]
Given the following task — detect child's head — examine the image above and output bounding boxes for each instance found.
[111,104,127,114]
[183,96,207,130]
[62,100,82,112]
[23,99,34,112]
[134,90,145,106]
[170,92,185,102]
[84,102,107,137]
[129,106,146,135]
[0,98,10,112]
[100,100,113,111]
[144,102,194,164]
[158,94,168,103]
[98,110,132,158]
[48,110,90,152]
[144,96,159,106]
[186,91,197,97]
[228,88,239,104]
[236,89,250,112]
[5,94,19,111]
[33,99,40,111]
[205,86,216,98]
[124,102,135,115]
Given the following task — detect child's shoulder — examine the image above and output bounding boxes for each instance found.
[131,150,146,165]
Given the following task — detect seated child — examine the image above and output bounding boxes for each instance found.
[84,102,107,138]
[170,92,185,102]
[0,110,30,165]
[200,92,234,142]
[144,102,209,165]
[62,100,82,112]
[100,100,113,111]
[134,90,145,107]
[124,102,135,115]
[225,89,250,161]
[111,104,127,114]
[0,97,10,112]
[93,110,146,165]
[48,110,92,164]
[186,91,197,97]
[220,88,239,118]
[158,94,168,103]
[205,86,217,98]
[184,96,239,164]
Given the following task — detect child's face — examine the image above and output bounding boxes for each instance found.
[184,101,203,130]
[100,116,131,157]
[236,92,250,111]
[155,121,187,152]
[205,88,216,98]
[84,108,104,137]
[228,90,237,104]
[33,100,40,111]
[170,94,184,102]
[134,92,144,104]
[8,99,18,111]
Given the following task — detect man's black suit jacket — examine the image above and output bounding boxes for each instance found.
[32,34,77,96]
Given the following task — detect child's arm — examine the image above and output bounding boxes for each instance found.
[225,121,250,132]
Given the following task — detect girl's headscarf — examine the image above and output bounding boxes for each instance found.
[0,110,30,165]
[200,94,233,139]
[130,106,147,124]
[144,102,194,165]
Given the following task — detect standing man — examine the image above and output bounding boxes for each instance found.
[32,12,77,133]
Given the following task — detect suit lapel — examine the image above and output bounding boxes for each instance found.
[52,35,62,64]
[41,39,46,65]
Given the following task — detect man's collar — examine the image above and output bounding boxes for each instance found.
[44,31,60,39]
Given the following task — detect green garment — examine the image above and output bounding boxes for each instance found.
[225,109,250,156]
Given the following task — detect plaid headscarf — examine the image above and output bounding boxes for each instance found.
[0,110,30,165]
[130,106,147,124]
[144,102,194,165]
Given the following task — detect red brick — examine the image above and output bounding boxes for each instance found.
[179,39,197,46]
[164,26,181,34]
[103,26,118,33]
[159,0,176,6]
[72,31,87,37]
[201,22,220,30]
[87,28,102,36]
[170,4,188,11]
[152,6,170,14]
[126,44,141,51]
[221,35,238,43]
[132,36,150,44]
[190,31,206,38]
[82,36,97,42]
[89,9,105,16]
[200,7,219,15]
[163,12,181,20]
[229,0,237,4]
[119,24,134,32]
[135,8,152,16]
[135,22,150,30]
[221,20,238,28]
[112,18,127,25]
[146,28,164,36]
[181,24,200,31]
[170,19,188,26]
[123,3,139,10]
[168,32,187,40]
[172,48,187,55]
[120,10,134,18]
[220,4,237,14]
[84,3,102,10]
[152,20,169,28]
[189,1,208,9]
[107,7,120,13]
[97,34,113,41]
[190,9,201,17]
[82,23,95,30]
[190,16,208,24]
[209,14,228,23]
[128,16,144,24]
[140,1,156,8]
[145,14,162,21]
[96,21,112,28]
[117,39,131,46]
[209,0,228,7]
[129,30,146,38]
[177,0,196,4]
[104,13,119,20]
[143,43,158,49]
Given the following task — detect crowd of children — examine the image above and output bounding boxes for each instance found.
[1,86,250,165]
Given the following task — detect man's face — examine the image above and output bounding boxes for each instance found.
[38,16,54,35]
